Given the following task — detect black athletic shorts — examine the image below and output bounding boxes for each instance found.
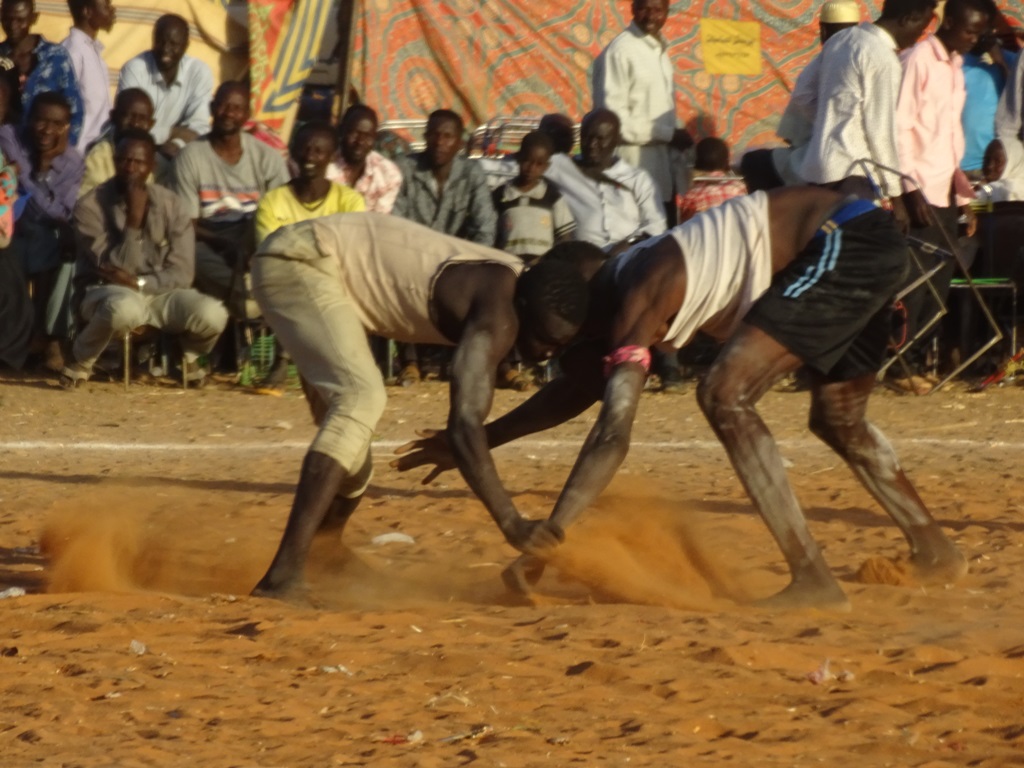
[744,202,909,381]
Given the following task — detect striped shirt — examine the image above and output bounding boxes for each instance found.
[171,132,290,221]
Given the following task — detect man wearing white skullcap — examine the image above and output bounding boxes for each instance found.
[740,0,863,191]
[820,0,862,42]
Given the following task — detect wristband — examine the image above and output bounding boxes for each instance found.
[602,345,652,378]
[170,137,187,150]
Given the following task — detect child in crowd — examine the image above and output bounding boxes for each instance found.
[980,137,1024,202]
[676,137,748,223]
[492,131,576,264]
[491,131,576,390]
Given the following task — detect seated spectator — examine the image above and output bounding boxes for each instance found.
[539,112,577,174]
[393,109,497,244]
[677,137,748,222]
[0,0,84,144]
[0,57,17,124]
[492,130,575,263]
[545,107,666,254]
[0,91,83,371]
[62,0,115,153]
[171,81,289,318]
[0,154,29,368]
[393,108,498,384]
[79,88,168,197]
[117,13,212,160]
[256,121,364,243]
[981,137,1024,201]
[326,104,402,213]
[62,129,227,388]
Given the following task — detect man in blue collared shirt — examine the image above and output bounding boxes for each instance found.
[0,91,84,369]
[117,13,212,162]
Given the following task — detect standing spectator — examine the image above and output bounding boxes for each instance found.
[392,109,498,385]
[0,92,84,371]
[796,0,937,222]
[592,0,693,217]
[545,108,666,254]
[326,104,402,214]
[677,137,748,222]
[62,129,227,388]
[894,0,993,393]
[741,0,861,191]
[171,81,289,318]
[492,131,575,263]
[256,121,364,243]
[961,35,1016,176]
[62,0,115,153]
[117,14,212,160]
[0,0,84,144]
[79,88,167,197]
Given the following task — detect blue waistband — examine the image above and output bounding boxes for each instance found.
[815,198,880,239]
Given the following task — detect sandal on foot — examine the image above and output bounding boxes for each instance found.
[397,362,421,387]
[58,362,90,391]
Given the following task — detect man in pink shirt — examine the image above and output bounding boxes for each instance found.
[62,0,115,152]
[894,0,993,392]
[326,104,402,214]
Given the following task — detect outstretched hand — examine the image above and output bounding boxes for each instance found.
[390,428,456,484]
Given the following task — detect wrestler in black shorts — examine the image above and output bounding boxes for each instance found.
[745,200,908,381]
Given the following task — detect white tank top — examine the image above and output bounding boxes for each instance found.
[614,191,773,348]
[258,213,524,345]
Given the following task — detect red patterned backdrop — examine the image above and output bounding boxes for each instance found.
[351,0,1024,150]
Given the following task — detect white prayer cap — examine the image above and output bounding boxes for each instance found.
[820,0,861,24]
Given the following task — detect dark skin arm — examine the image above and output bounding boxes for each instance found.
[392,340,607,484]
[432,264,553,550]
[525,253,686,550]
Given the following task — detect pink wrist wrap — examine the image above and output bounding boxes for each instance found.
[603,345,652,378]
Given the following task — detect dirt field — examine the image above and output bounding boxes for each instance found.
[2,369,1024,767]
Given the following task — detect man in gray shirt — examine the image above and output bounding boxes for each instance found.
[61,128,228,388]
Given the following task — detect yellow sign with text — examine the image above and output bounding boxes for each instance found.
[700,19,762,75]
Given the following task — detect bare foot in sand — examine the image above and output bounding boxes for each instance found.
[753,573,852,612]
[909,544,968,586]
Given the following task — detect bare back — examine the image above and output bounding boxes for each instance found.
[765,187,849,273]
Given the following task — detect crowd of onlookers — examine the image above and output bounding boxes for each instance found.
[0,0,1022,395]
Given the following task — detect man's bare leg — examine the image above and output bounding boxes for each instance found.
[252,450,350,599]
[698,325,850,609]
[808,373,967,583]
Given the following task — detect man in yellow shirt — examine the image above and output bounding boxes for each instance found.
[255,121,365,243]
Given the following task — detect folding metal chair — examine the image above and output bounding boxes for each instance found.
[851,159,1003,394]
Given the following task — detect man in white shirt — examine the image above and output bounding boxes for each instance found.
[62,0,114,153]
[795,0,937,223]
[592,0,692,214]
[545,108,666,254]
[740,0,861,191]
[117,13,212,161]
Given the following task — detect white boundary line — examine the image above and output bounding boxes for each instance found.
[0,437,1020,452]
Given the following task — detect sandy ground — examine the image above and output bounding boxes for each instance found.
[2,369,1024,766]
